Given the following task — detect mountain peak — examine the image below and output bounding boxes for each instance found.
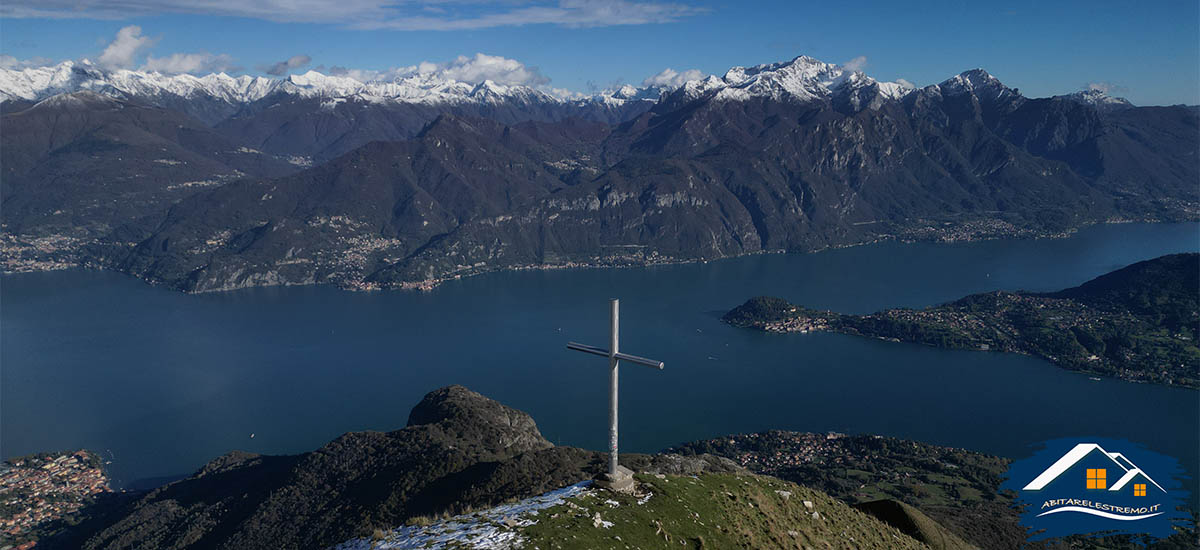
[939,68,1019,103]
[942,69,1000,90]
[1060,88,1135,111]
[669,54,913,106]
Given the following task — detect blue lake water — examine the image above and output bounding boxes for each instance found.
[2,222,1197,492]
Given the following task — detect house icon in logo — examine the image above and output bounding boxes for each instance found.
[1002,438,1187,539]
[1023,443,1166,497]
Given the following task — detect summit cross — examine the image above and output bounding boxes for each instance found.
[566,299,664,478]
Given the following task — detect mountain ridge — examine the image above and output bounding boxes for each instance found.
[2,53,1195,290]
[0,59,664,123]
[0,56,1145,121]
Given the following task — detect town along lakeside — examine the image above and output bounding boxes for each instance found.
[0,450,112,548]
[723,253,1200,388]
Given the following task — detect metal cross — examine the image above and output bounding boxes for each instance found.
[567,299,664,476]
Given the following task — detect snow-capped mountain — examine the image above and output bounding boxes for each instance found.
[936,68,1019,103]
[1057,88,1135,111]
[662,55,915,109]
[0,60,658,113]
[0,60,278,104]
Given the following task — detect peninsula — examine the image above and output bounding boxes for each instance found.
[724,254,1199,388]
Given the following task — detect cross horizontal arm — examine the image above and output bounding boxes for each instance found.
[566,342,665,369]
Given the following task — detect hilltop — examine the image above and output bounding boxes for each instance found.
[673,431,1196,550]
[724,253,1200,388]
[35,385,952,550]
[339,473,935,550]
[20,386,1194,549]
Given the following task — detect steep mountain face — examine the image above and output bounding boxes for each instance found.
[44,386,741,550]
[0,92,297,241]
[0,62,654,263]
[2,55,1196,290]
[98,115,611,291]
[213,88,647,162]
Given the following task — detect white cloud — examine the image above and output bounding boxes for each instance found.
[0,55,54,69]
[431,53,549,86]
[895,78,914,88]
[0,0,705,31]
[263,54,312,76]
[92,25,243,75]
[841,55,867,72]
[545,86,586,100]
[323,65,405,82]
[1085,81,1126,95]
[98,25,157,69]
[326,53,549,87]
[641,67,705,88]
[142,52,239,74]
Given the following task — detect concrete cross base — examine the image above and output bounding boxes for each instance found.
[593,465,636,493]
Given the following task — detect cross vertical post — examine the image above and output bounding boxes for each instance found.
[608,298,619,476]
[566,298,664,487]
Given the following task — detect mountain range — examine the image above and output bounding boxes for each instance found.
[1,54,1196,292]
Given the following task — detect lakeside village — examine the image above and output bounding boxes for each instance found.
[0,450,111,550]
[2,215,1118,292]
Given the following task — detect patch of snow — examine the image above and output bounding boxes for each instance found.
[1058,88,1134,110]
[330,481,591,550]
[0,60,662,111]
[937,69,1019,103]
[665,55,917,107]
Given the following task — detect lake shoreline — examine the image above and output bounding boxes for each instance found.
[5,221,1197,495]
[723,253,1200,390]
[6,216,1186,295]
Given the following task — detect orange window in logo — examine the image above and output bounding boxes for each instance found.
[1086,468,1107,489]
[1134,483,1147,496]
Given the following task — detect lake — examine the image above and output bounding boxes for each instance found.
[2,222,1197,492]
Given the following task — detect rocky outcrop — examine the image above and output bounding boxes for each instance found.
[44,386,736,550]
[405,385,554,454]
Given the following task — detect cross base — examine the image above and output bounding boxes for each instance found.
[593,465,636,493]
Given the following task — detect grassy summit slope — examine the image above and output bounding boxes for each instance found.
[521,473,931,550]
[853,499,978,550]
[672,431,1197,550]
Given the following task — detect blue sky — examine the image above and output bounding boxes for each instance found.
[1,0,1197,105]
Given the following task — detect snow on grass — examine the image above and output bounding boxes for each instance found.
[330,481,592,550]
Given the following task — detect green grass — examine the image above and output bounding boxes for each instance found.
[520,473,930,550]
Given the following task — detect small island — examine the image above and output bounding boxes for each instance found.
[724,253,1199,389]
